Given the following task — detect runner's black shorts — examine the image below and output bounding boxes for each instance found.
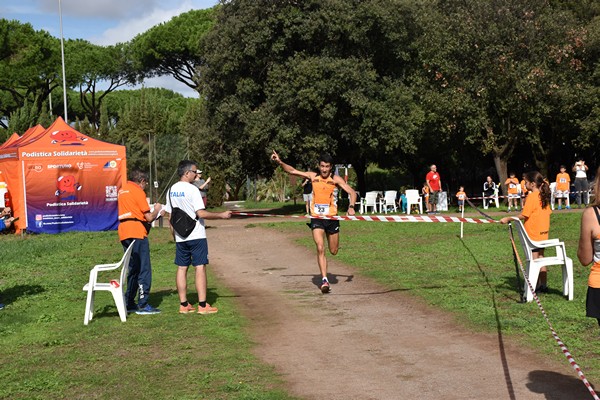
[307,218,340,234]
[586,287,600,319]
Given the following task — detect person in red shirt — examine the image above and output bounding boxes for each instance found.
[426,165,442,214]
[118,170,164,314]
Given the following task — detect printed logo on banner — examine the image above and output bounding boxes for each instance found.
[55,175,82,200]
[106,185,118,201]
[75,162,97,170]
[28,164,44,173]
[102,160,118,170]
[50,130,88,145]
[35,214,43,228]
[48,163,72,169]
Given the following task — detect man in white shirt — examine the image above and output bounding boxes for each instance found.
[573,159,589,207]
[165,160,231,314]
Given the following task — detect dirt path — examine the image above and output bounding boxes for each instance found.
[208,217,590,400]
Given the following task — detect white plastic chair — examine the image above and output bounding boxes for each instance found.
[482,187,499,209]
[381,191,398,213]
[510,220,573,302]
[550,182,556,210]
[549,182,570,210]
[361,191,380,214]
[405,190,423,214]
[83,241,135,325]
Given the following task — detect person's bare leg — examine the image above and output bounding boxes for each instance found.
[176,266,189,302]
[533,250,547,289]
[195,264,208,303]
[327,232,339,256]
[312,228,328,278]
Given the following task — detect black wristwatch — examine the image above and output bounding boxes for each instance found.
[348,205,355,209]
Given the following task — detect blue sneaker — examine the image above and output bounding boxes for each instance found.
[558,206,562,210]
[136,305,161,315]
[566,206,571,210]
[0,303,4,310]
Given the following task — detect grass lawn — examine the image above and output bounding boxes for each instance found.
[263,209,600,384]
[1,206,598,398]
[0,228,296,400]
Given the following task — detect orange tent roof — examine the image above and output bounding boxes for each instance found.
[0,132,21,149]
[0,117,125,160]
[3,124,46,149]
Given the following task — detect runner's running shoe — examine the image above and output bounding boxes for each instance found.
[136,305,161,315]
[179,303,195,314]
[320,281,330,294]
[197,303,218,314]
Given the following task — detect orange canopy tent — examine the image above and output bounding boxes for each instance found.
[0,117,127,233]
[0,132,21,149]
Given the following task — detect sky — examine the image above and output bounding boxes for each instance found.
[1,0,219,97]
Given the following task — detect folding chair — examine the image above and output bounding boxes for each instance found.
[510,220,573,302]
[83,241,135,325]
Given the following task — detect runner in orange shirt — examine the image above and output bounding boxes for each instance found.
[271,150,357,293]
[455,186,467,213]
[555,165,571,210]
[519,173,529,208]
[422,182,430,213]
[504,172,520,212]
[501,171,552,292]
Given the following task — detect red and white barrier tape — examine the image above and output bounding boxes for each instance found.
[469,189,591,201]
[508,223,599,399]
[231,211,496,224]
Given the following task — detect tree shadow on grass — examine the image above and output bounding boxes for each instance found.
[1,284,45,305]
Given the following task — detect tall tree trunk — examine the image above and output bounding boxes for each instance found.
[353,157,366,196]
[531,128,549,177]
[493,154,508,198]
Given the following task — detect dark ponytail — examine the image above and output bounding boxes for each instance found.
[525,171,551,209]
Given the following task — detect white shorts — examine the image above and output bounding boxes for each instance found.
[303,194,312,202]
[554,190,569,198]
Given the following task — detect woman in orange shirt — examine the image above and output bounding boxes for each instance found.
[577,168,600,330]
[501,171,552,292]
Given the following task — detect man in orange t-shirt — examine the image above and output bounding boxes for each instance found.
[555,165,571,210]
[118,170,164,314]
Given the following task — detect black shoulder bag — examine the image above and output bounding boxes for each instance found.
[168,190,198,238]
